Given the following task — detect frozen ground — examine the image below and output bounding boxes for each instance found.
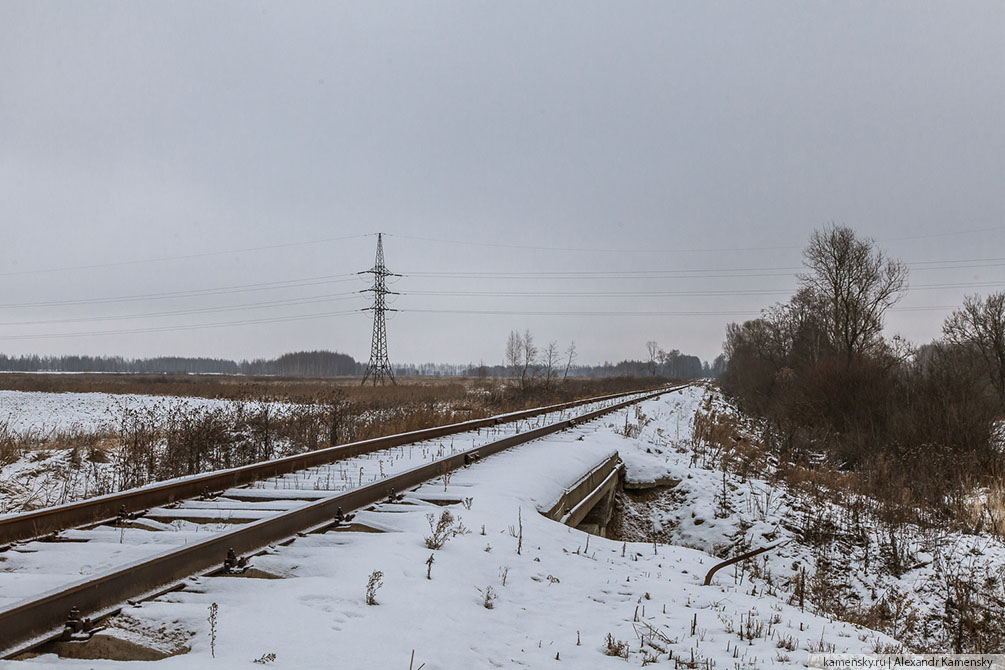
[613,386,1005,653]
[0,391,267,434]
[0,391,295,513]
[4,388,894,668]
[0,394,641,606]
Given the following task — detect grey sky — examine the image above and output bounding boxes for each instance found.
[1,2,1003,366]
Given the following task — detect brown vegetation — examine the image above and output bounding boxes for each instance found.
[0,371,656,406]
[721,225,1004,521]
[710,225,1005,654]
[2,375,661,495]
[686,397,1005,653]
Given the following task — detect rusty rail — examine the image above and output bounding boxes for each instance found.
[702,540,786,586]
[0,384,688,656]
[0,386,668,546]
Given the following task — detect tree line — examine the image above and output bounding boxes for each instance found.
[0,346,717,381]
[0,350,359,377]
[497,330,715,390]
[720,224,1005,513]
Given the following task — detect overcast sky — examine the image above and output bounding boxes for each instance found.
[1,2,1004,366]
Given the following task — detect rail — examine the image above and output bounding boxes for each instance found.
[0,386,666,546]
[0,384,688,657]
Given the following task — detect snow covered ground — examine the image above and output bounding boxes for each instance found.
[614,386,1005,654]
[0,391,266,434]
[0,395,641,606]
[0,391,296,513]
[4,387,896,668]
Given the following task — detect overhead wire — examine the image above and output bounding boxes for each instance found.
[7,274,999,333]
[384,225,1005,256]
[0,291,367,328]
[0,233,375,278]
[0,274,362,309]
[0,309,365,341]
[5,256,1004,312]
[5,225,1000,279]
[3,229,1003,344]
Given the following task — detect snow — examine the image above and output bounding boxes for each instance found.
[0,394,645,609]
[613,385,1005,654]
[0,391,271,434]
[2,388,896,668]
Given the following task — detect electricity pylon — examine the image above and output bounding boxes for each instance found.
[360,233,399,385]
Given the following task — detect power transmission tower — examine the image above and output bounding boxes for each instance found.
[360,233,399,385]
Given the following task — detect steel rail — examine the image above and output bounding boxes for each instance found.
[701,540,788,586]
[0,384,687,656]
[0,386,665,546]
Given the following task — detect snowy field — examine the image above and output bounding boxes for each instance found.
[4,387,896,668]
[0,391,251,434]
[0,391,296,512]
[0,394,643,603]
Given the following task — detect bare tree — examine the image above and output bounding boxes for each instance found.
[519,329,538,390]
[943,292,1005,405]
[505,331,522,379]
[646,341,659,376]
[543,341,559,388]
[798,225,908,363]
[563,341,577,381]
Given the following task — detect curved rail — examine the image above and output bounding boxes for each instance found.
[0,386,665,546]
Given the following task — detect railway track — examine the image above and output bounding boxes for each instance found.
[0,386,657,547]
[0,384,687,658]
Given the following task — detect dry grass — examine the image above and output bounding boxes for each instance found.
[1,375,661,493]
[0,374,660,456]
[958,476,1005,537]
[1,420,111,468]
[0,372,656,405]
[690,396,1005,653]
[0,372,477,402]
[691,398,1004,534]
[0,420,19,467]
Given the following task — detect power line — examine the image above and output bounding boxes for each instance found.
[406,289,794,298]
[360,234,397,386]
[3,275,1001,332]
[0,233,375,278]
[399,304,967,318]
[402,257,1005,279]
[402,279,1005,297]
[404,269,800,279]
[0,299,967,342]
[402,308,763,317]
[4,225,1001,281]
[384,233,800,254]
[6,256,1003,312]
[385,225,1005,256]
[0,292,365,328]
[0,274,361,309]
[883,225,1005,243]
[4,281,996,332]
[0,309,365,341]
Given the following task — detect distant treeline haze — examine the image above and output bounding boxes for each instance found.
[0,348,716,379]
[0,351,358,377]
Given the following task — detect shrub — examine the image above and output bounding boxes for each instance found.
[425,510,468,549]
[365,570,383,605]
[604,633,629,658]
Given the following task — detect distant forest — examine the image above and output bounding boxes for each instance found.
[0,350,358,377]
[0,349,719,379]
